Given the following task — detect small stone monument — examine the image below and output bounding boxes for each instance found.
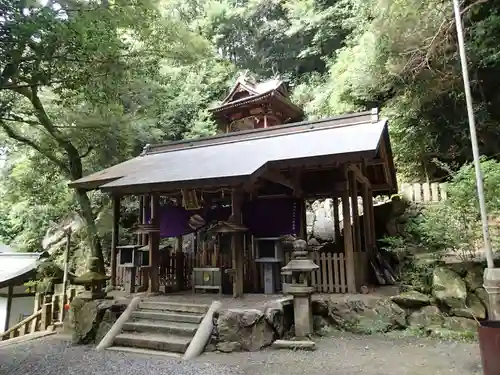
[73,257,110,300]
[281,239,318,338]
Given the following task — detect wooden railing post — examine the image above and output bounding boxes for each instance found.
[41,295,52,331]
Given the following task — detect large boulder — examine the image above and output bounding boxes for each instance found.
[217,309,275,352]
[264,302,285,338]
[311,199,335,242]
[443,316,478,333]
[391,291,431,308]
[432,267,467,308]
[317,295,406,334]
[408,306,444,328]
[464,266,484,292]
[313,315,332,336]
[69,297,128,344]
[450,293,486,320]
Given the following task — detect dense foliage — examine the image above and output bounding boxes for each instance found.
[1,0,499,272]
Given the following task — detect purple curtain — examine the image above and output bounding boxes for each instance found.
[145,198,301,238]
[242,198,301,237]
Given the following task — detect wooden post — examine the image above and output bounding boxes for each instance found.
[362,183,374,253]
[31,292,42,333]
[349,171,362,253]
[4,285,13,331]
[148,193,160,293]
[342,170,356,293]
[231,188,244,298]
[111,195,120,287]
[41,295,52,331]
[175,236,184,291]
[332,197,341,244]
[141,195,151,291]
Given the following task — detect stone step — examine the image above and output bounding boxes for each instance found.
[131,310,204,324]
[139,301,209,315]
[106,346,183,359]
[114,332,191,354]
[123,320,199,336]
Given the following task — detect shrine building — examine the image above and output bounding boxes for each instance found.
[69,75,397,297]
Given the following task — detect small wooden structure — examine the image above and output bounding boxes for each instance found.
[70,76,397,296]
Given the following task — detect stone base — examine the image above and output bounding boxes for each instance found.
[483,268,500,320]
[272,339,316,351]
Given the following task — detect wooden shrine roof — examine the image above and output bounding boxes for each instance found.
[69,109,397,195]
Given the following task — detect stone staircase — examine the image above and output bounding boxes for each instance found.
[107,300,210,358]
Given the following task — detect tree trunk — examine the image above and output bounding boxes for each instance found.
[74,188,105,273]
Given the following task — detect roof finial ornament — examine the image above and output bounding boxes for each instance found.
[140,143,151,156]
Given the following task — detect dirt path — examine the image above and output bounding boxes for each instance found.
[197,332,482,375]
[0,333,481,375]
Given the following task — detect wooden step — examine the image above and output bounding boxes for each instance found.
[123,320,199,336]
[131,310,204,324]
[114,332,191,354]
[139,301,209,315]
[106,346,183,359]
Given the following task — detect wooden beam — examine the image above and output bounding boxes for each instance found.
[347,164,371,187]
[342,169,356,293]
[110,195,120,287]
[349,170,362,254]
[261,168,300,194]
[378,138,392,185]
[175,236,183,291]
[141,195,150,291]
[231,188,245,298]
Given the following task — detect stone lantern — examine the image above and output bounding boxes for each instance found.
[73,257,110,300]
[281,239,318,338]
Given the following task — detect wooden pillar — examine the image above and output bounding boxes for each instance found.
[367,190,376,250]
[4,285,13,331]
[110,195,120,287]
[332,196,341,244]
[148,193,160,293]
[362,183,374,253]
[231,188,244,298]
[349,171,362,253]
[342,170,356,293]
[175,236,184,291]
[141,195,151,291]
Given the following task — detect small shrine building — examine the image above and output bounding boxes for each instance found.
[69,76,397,297]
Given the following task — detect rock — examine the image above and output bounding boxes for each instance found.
[205,343,217,352]
[408,306,444,328]
[217,309,275,351]
[69,297,128,345]
[311,200,335,242]
[216,341,242,353]
[313,315,332,336]
[451,293,486,320]
[464,267,484,291]
[312,298,329,316]
[443,317,478,333]
[432,267,467,309]
[70,298,98,344]
[307,238,320,247]
[475,287,489,311]
[326,296,407,334]
[391,291,431,308]
[264,303,285,338]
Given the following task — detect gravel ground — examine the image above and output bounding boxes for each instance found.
[0,333,482,375]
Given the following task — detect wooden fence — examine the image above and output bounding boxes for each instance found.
[282,251,348,293]
[1,286,76,341]
[400,182,447,203]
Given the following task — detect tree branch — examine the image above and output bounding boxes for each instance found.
[0,121,69,174]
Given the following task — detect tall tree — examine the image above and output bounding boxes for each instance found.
[0,0,209,269]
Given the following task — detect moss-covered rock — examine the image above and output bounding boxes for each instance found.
[464,266,484,292]
[432,267,467,308]
[319,296,407,334]
[408,305,444,328]
[69,297,128,345]
[450,293,486,320]
[313,315,332,336]
[391,291,431,308]
[443,316,478,333]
